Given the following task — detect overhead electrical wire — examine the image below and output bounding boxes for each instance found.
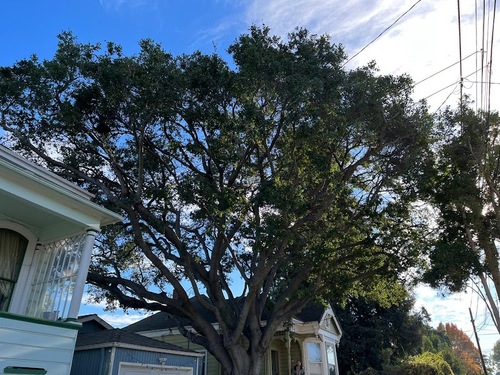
[457,0,464,104]
[343,0,423,66]
[424,67,485,100]
[475,0,479,111]
[413,51,479,86]
[487,0,497,113]
[341,0,497,115]
[479,0,484,111]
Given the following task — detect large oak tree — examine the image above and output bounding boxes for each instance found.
[0,27,432,375]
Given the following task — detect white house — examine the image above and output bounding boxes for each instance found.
[0,145,121,375]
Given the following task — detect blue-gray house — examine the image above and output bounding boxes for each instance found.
[71,315,204,375]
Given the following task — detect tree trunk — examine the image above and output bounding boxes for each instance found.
[464,215,500,334]
[221,344,263,375]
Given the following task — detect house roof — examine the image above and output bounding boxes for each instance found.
[75,328,200,355]
[77,314,114,332]
[125,311,179,333]
[125,297,216,333]
[0,145,122,241]
[125,299,334,334]
[294,303,326,323]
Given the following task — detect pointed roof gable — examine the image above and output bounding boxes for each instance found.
[77,314,114,333]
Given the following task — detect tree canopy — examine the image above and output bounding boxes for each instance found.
[421,103,500,334]
[0,26,432,375]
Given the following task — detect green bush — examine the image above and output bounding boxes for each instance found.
[383,363,439,375]
[409,352,454,375]
[358,368,379,375]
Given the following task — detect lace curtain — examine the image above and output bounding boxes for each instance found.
[0,229,28,311]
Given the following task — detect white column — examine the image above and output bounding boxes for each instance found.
[67,229,97,320]
[287,330,292,375]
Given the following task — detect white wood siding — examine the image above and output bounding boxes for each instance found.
[0,315,78,375]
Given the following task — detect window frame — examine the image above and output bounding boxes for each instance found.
[0,220,38,314]
[270,349,280,375]
[305,340,324,375]
[325,342,337,375]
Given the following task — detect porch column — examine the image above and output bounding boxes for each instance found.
[287,331,291,375]
[67,229,97,320]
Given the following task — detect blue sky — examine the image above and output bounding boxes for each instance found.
[2,1,498,110]
[2,0,499,353]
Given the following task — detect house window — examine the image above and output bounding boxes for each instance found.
[307,342,323,375]
[0,229,28,311]
[271,349,279,375]
[326,344,336,375]
[195,350,207,375]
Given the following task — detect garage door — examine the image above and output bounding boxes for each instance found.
[119,363,193,375]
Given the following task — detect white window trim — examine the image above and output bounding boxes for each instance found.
[304,339,324,375]
[325,340,339,375]
[304,337,340,375]
[0,220,38,314]
[195,349,208,375]
[118,361,194,375]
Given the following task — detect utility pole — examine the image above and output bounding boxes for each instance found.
[470,307,489,375]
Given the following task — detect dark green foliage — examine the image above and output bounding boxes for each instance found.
[383,363,439,375]
[0,26,433,375]
[421,105,500,291]
[423,241,482,291]
[336,296,483,375]
[419,102,500,336]
[335,296,428,374]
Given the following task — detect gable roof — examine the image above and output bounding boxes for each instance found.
[78,314,114,332]
[125,311,179,333]
[125,300,336,334]
[294,303,325,323]
[125,297,217,333]
[75,328,201,356]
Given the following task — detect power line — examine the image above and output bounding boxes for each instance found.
[458,0,464,103]
[424,67,485,100]
[413,50,479,86]
[468,80,500,84]
[469,308,489,375]
[343,0,423,66]
[475,0,479,111]
[481,0,487,110]
[487,0,497,113]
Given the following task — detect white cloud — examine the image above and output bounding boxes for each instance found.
[100,310,150,328]
[99,0,157,11]
[79,296,152,328]
[415,284,499,353]
[221,0,500,111]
